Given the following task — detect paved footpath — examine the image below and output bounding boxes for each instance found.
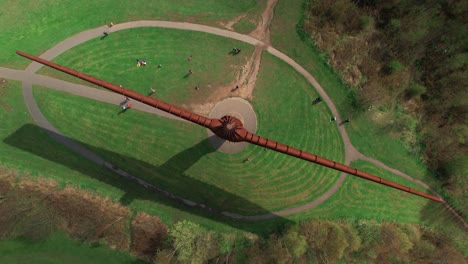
[1,21,465,225]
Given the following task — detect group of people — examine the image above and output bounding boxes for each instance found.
[313,97,350,124]
[120,97,132,112]
[136,59,147,67]
[231,48,241,55]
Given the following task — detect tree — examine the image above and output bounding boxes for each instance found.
[283,228,307,258]
[267,235,292,264]
[300,220,349,263]
[232,236,252,264]
[170,220,218,264]
[339,222,361,258]
[170,220,203,263]
[377,223,413,262]
[153,249,175,264]
[0,189,56,241]
[131,212,168,261]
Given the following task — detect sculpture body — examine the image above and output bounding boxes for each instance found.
[17,50,443,203]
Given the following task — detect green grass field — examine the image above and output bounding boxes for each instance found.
[0,231,141,264]
[269,0,435,185]
[32,35,344,215]
[309,160,431,223]
[38,27,255,105]
[2,80,278,234]
[1,0,465,261]
[0,0,263,69]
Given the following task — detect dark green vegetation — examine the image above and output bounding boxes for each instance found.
[2,172,463,264]
[0,232,141,264]
[301,0,467,215]
[136,217,468,263]
[0,0,262,68]
[270,0,434,183]
[268,0,466,258]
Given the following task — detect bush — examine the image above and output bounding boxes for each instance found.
[406,83,427,98]
[360,15,373,30]
[385,60,403,74]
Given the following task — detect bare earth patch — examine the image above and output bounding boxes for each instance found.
[187,0,279,115]
[221,13,247,31]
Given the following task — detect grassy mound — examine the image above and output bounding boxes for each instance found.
[32,29,344,215]
[0,0,260,68]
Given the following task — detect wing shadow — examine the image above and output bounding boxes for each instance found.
[4,124,292,234]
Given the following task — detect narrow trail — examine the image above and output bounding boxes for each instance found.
[1,15,464,224]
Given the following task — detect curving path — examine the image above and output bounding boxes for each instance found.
[1,21,465,225]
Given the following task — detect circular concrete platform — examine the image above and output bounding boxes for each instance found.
[207,97,258,153]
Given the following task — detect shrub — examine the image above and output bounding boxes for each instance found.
[385,60,403,74]
[406,83,427,98]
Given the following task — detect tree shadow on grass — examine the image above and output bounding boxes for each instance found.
[4,124,292,235]
[419,199,467,234]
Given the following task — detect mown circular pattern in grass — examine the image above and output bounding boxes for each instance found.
[309,160,430,222]
[34,28,345,215]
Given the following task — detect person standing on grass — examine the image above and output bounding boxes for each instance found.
[313,97,322,105]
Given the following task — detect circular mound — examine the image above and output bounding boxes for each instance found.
[32,28,345,215]
[207,97,257,153]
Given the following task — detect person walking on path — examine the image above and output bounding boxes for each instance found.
[120,96,130,106]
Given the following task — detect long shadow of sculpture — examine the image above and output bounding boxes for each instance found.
[4,124,292,234]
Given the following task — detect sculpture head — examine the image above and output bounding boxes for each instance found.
[211,115,247,142]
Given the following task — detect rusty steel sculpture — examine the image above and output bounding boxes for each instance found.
[17,50,443,203]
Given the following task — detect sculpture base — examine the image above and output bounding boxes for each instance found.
[207,97,258,153]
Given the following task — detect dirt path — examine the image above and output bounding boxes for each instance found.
[249,0,278,46]
[189,0,278,112]
[2,16,465,224]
